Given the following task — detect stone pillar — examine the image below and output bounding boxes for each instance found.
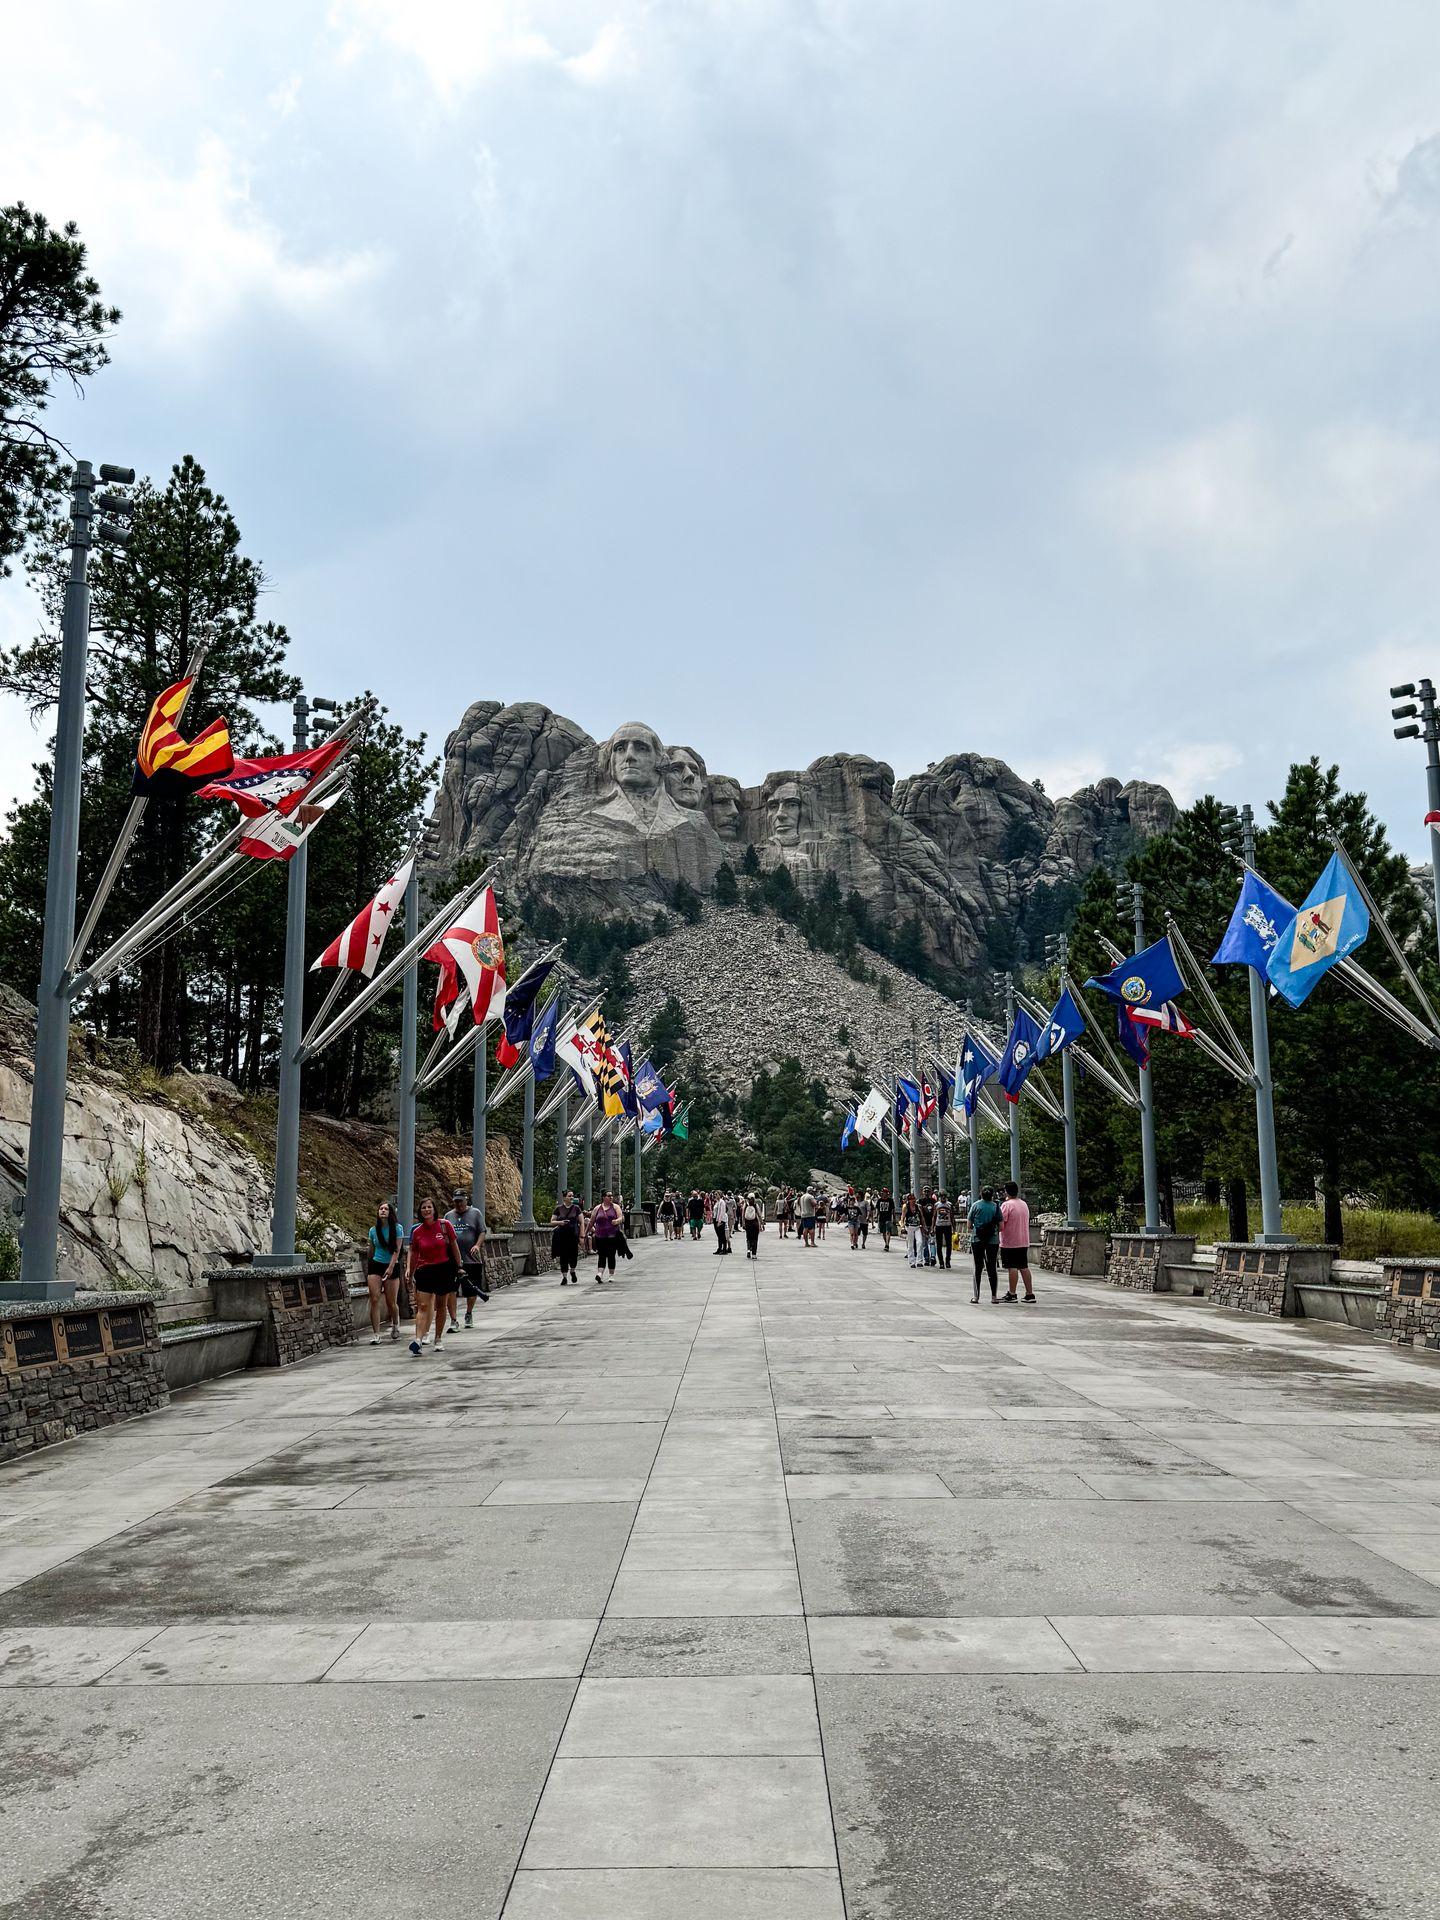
[1208,1242,1335,1318]
[1105,1233,1197,1292]
[1039,1224,1109,1276]
[0,1291,167,1461]
[1372,1258,1440,1347]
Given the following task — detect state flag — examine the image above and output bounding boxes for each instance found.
[1213,871,1294,974]
[495,957,556,1066]
[855,1086,890,1142]
[1033,985,1087,1063]
[1266,851,1370,1008]
[1127,1001,1196,1037]
[312,857,413,976]
[997,1007,1044,1103]
[198,736,350,819]
[132,678,234,797]
[957,1032,999,1118]
[1086,935,1186,1013]
[840,1112,857,1150]
[529,998,559,1081]
[556,1014,602,1101]
[237,790,341,861]
[424,886,505,1032]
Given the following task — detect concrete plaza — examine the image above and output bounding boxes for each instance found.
[4,1231,1440,1917]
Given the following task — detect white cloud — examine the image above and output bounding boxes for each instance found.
[1087,419,1440,568]
[330,0,633,98]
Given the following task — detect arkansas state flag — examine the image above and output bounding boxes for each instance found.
[312,857,413,977]
[424,886,506,1032]
[198,736,350,819]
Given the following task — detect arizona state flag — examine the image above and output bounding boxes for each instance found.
[131,678,234,797]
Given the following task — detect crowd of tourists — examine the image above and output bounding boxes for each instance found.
[646,1181,1036,1301]
[364,1174,1036,1356]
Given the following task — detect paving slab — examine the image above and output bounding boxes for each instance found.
[501,1867,845,1919]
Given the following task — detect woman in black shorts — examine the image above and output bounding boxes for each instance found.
[406,1197,461,1356]
[364,1200,402,1344]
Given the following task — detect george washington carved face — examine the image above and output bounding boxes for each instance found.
[663,746,706,810]
[599,722,664,796]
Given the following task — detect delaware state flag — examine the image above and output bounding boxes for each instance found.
[1266,852,1369,1008]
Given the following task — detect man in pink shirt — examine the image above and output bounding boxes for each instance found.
[997,1181,1035,1303]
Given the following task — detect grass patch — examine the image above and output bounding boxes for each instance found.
[1175,1204,1440,1259]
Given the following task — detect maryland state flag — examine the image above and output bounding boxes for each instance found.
[131,678,234,798]
[595,1015,627,1118]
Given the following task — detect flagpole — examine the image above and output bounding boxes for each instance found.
[66,636,214,977]
[472,1023,488,1224]
[929,1021,949,1193]
[1330,836,1440,1035]
[997,976,1021,1186]
[582,1108,594,1208]
[887,1052,901,1200]
[396,860,420,1238]
[1117,882,1162,1233]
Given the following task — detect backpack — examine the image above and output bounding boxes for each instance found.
[744,1202,758,1223]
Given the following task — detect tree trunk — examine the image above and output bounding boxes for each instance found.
[1204,1176,1221,1206]
[1322,1141,1344,1245]
[1226,1177,1249,1244]
[1159,1164,1176,1232]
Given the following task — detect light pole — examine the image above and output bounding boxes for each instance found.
[930,1016,948,1194]
[993,971,1022,1186]
[582,1109,594,1208]
[962,1002,981,1206]
[1219,803,1287,1243]
[1116,879,1161,1233]
[262,691,338,1264]
[907,1019,922,1197]
[14,462,134,1300]
[1045,935,1082,1228]
[1390,678,1440,970]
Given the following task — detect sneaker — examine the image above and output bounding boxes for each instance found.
[464,1313,474,1327]
[390,1325,400,1342]
[1022,1293,1037,1303]
[432,1339,444,1352]
[972,1292,980,1304]
[997,1293,1016,1304]
[448,1319,460,1334]
[409,1339,423,1357]
[370,1335,382,1345]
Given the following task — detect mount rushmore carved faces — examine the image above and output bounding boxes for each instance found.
[663,747,707,811]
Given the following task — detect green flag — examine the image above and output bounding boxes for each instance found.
[672,1102,689,1142]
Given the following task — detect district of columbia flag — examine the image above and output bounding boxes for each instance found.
[312,857,413,976]
[132,678,234,797]
[1265,851,1370,1008]
[238,791,341,861]
[424,886,506,1032]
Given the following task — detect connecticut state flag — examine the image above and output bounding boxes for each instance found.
[1265,851,1369,1008]
[1213,871,1294,974]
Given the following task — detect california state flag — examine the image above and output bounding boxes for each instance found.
[424,885,506,1032]
[312,856,414,978]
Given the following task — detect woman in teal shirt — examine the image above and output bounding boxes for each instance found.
[365,1201,403,1343]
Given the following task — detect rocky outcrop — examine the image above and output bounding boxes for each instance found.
[432,703,1176,973]
[627,906,973,1103]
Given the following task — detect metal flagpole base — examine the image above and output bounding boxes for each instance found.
[0,1281,76,1302]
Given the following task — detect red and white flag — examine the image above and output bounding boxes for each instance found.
[1126,1000,1195,1038]
[311,856,414,977]
[1426,810,1440,836]
[199,736,350,819]
[238,792,341,861]
[424,885,506,1032]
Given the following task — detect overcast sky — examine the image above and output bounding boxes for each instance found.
[5,1,1440,858]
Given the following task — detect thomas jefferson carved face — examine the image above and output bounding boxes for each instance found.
[602,723,664,795]
[767,782,803,845]
[707,775,743,838]
[664,747,706,810]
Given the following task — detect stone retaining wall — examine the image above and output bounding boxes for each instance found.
[205,1263,355,1368]
[1106,1234,1196,1291]
[1374,1259,1440,1348]
[0,1292,167,1461]
[1209,1242,1334,1318]
[1039,1225,1109,1276]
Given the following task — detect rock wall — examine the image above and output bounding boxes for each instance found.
[433,702,1176,974]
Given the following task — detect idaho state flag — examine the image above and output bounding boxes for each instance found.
[132,678,233,797]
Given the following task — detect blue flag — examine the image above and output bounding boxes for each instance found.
[935,1066,954,1116]
[1213,871,1294,973]
[617,1041,639,1117]
[1086,935,1186,1013]
[640,1106,665,1136]
[497,956,555,1066]
[997,1007,1044,1103]
[1116,1004,1150,1069]
[1265,851,1370,1007]
[633,1057,666,1111]
[529,997,558,1081]
[896,1074,923,1116]
[957,1031,998,1118]
[1033,984,1087,1063]
[840,1111,856,1151]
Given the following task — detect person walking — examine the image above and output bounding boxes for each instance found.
[799,1186,816,1247]
[406,1198,461,1356]
[998,1181,1035,1302]
[742,1192,762,1258]
[875,1188,895,1251]
[444,1188,489,1328]
[550,1189,583,1284]
[934,1191,954,1270]
[918,1190,938,1267]
[901,1192,923,1267]
[688,1188,705,1240]
[968,1186,1002,1302]
[590,1190,622,1282]
[713,1190,731,1255]
[815,1191,829,1241]
[659,1189,676,1241]
[364,1201,402,1343]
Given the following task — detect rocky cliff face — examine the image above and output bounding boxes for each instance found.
[432,702,1176,973]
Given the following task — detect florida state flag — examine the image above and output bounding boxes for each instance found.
[424,886,506,1032]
